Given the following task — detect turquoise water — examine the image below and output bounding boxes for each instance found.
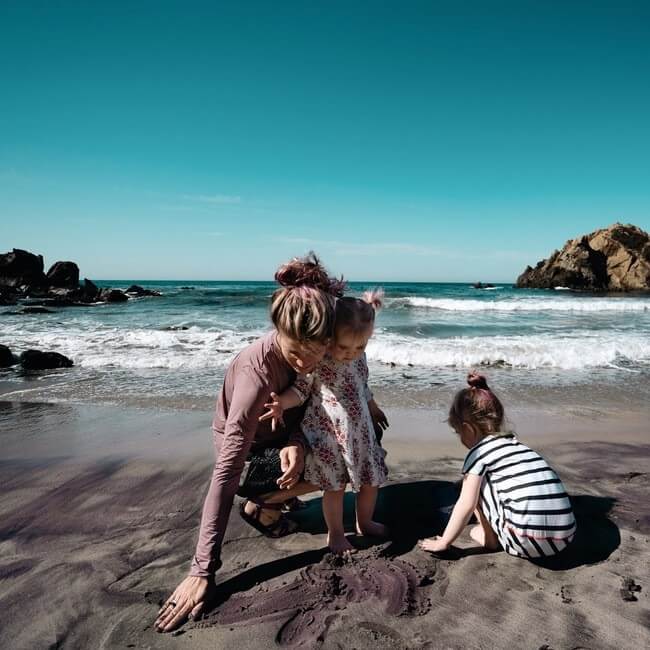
[1,281,649,409]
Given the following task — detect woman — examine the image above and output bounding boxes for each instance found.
[155,253,343,632]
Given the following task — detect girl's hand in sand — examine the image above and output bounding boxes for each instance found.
[418,536,449,553]
[154,576,211,632]
[277,443,304,489]
[259,391,285,432]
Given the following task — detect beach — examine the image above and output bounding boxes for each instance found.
[1,281,649,649]
[1,392,648,649]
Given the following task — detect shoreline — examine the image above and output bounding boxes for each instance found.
[3,398,648,462]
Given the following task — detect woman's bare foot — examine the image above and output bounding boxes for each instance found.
[356,520,389,537]
[470,524,498,550]
[327,533,356,555]
[244,500,280,527]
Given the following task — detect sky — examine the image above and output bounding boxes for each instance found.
[1,1,649,282]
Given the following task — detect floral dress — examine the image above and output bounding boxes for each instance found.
[292,353,388,492]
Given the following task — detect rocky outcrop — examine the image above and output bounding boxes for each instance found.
[0,344,18,368]
[46,261,79,289]
[516,223,650,291]
[100,289,129,302]
[19,350,74,370]
[126,284,162,297]
[0,249,161,308]
[0,249,46,289]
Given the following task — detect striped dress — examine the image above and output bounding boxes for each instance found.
[462,434,576,559]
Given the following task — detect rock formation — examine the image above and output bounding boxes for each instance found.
[0,249,46,289]
[46,261,80,289]
[0,249,161,306]
[516,223,650,291]
[19,350,74,370]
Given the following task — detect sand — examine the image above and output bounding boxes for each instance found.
[0,400,648,649]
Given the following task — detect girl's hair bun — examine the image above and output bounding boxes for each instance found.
[275,251,346,297]
[467,371,489,390]
[362,288,384,312]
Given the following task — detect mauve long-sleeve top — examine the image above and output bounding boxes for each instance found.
[189,331,306,577]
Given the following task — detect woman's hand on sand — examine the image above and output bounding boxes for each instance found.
[418,536,449,553]
[259,392,285,432]
[277,443,304,489]
[154,575,211,632]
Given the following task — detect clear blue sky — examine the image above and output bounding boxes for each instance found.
[1,1,649,282]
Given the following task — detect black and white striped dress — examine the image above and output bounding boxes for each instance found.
[462,434,576,558]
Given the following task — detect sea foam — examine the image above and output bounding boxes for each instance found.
[393,297,650,312]
[366,331,650,370]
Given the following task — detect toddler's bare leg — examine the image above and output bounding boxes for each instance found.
[355,485,389,537]
[469,506,500,550]
[323,489,355,554]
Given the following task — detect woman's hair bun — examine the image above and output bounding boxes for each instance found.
[467,371,489,390]
[275,251,346,297]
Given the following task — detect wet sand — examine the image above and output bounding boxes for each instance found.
[0,400,648,649]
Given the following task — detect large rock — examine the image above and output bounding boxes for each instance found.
[0,344,17,368]
[0,249,46,289]
[125,284,162,297]
[20,349,74,370]
[80,278,100,302]
[100,288,129,303]
[46,261,80,289]
[516,223,650,291]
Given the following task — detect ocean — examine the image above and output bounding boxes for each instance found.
[1,281,649,412]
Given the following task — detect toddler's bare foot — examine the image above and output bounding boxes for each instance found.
[470,524,498,550]
[356,520,389,538]
[327,533,356,555]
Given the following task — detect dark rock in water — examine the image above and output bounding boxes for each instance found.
[18,306,55,314]
[125,284,162,297]
[516,223,650,291]
[46,261,79,289]
[473,282,494,289]
[20,349,73,370]
[0,344,18,368]
[81,278,100,301]
[100,289,129,303]
[21,297,74,308]
[164,325,189,331]
[0,248,46,289]
[0,289,18,305]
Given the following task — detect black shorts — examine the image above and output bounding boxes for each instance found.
[237,446,285,498]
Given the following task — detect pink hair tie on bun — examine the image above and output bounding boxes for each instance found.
[467,371,489,391]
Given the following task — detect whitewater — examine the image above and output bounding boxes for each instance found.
[1,280,649,406]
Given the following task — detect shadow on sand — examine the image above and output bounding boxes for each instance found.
[216,481,620,602]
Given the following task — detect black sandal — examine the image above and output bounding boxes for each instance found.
[239,499,299,538]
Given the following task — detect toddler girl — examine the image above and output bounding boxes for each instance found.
[261,291,389,554]
[419,373,576,559]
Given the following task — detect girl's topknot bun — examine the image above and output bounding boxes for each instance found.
[274,251,346,297]
[362,288,384,312]
[467,372,489,390]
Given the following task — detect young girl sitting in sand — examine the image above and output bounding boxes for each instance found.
[260,291,389,554]
[419,373,576,559]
